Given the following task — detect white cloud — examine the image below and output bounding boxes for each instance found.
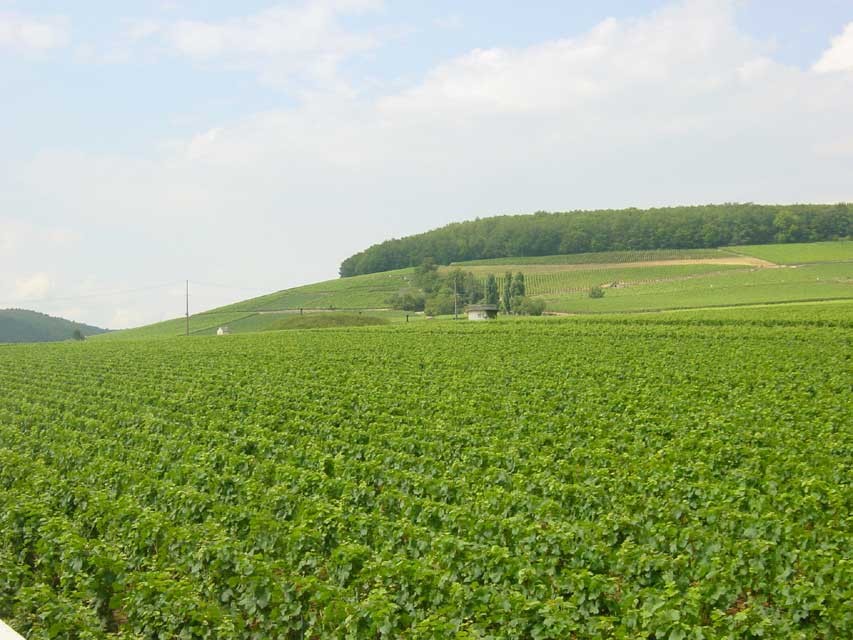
[814,22,853,73]
[15,273,53,299]
[381,1,757,117]
[0,12,70,52]
[136,0,383,85]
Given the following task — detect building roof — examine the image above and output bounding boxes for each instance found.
[466,304,499,312]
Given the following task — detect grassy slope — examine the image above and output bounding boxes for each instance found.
[101,240,852,339]
[95,311,255,340]
[461,264,746,295]
[218,268,415,312]
[541,263,851,313]
[727,240,852,264]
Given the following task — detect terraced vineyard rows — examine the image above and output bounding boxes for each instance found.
[490,264,746,297]
[1,320,851,638]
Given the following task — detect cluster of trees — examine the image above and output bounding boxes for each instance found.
[340,203,852,276]
[497,272,546,316]
[387,260,545,316]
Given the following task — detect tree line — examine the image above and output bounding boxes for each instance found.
[387,260,545,316]
[340,203,852,276]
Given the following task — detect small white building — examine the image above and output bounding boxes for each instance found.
[216,326,231,336]
[466,304,499,321]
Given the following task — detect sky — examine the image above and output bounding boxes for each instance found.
[1,0,852,329]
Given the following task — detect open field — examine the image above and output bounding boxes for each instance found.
[727,240,852,264]
[1,317,850,638]
[460,264,748,296]
[541,263,852,313]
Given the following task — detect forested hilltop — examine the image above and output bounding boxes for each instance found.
[0,309,107,343]
[340,203,851,276]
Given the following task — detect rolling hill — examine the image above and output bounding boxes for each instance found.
[0,309,108,343]
[98,240,852,340]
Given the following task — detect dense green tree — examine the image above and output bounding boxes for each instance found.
[413,258,441,293]
[462,272,483,305]
[484,274,499,305]
[424,292,455,317]
[502,272,513,313]
[339,203,852,276]
[511,272,526,298]
[386,290,426,311]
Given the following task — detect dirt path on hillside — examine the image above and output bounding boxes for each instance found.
[459,257,775,274]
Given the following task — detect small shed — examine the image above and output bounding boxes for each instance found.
[216,326,231,336]
[466,304,499,321]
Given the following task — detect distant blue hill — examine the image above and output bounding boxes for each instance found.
[0,309,108,343]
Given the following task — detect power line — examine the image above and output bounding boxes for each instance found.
[189,280,270,292]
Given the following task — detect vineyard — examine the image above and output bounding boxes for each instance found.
[487,264,746,298]
[1,316,851,638]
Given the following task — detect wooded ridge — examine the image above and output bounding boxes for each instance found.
[339,203,852,276]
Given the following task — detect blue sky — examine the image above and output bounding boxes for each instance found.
[2,1,852,328]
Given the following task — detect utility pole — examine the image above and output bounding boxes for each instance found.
[185,280,189,337]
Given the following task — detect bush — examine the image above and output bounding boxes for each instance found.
[589,286,605,299]
[387,290,426,311]
[424,293,456,317]
[513,297,547,316]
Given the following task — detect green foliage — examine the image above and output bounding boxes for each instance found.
[0,318,850,638]
[589,286,605,298]
[512,297,546,316]
[511,272,526,298]
[413,258,441,293]
[424,292,455,317]
[457,247,730,266]
[386,289,426,312]
[0,309,106,344]
[264,313,390,331]
[484,274,499,306]
[502,271,513,313]
[339,204,852,275]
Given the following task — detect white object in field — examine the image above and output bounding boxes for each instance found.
[0,619,25,640]
[466,304,499,321]
[216,326,230,336]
